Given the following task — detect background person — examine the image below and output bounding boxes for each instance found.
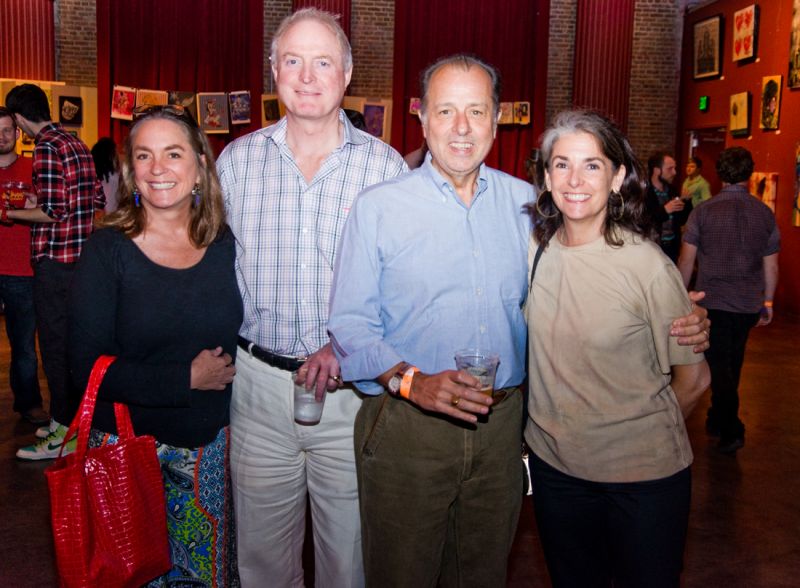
[0,106,47,426]
[527,110,710,588]
[678,146,780,455]
[645,151,690,263]
[681,155,711,208]
[91,137,120,213]
[5,84,105,460]
[69,106,242,586]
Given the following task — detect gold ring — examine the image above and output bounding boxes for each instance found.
[451,395,460,407]
[330,375,342,383]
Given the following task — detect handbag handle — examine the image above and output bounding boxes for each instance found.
[60,355,136,460]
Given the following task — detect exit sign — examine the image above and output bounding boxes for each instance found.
[699,96,709,111]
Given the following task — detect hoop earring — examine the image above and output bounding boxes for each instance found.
[535,193,560,219]
[611,190,624,221]
[191,184,201,207]
[133,189,141,208]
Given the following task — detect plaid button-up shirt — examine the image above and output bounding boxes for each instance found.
[31,123,104,263]
[218,112,406,356]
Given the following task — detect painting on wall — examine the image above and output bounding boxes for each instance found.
[790,0,800,88]
[760,75,782,130]
[693,15,722,80]
[58,96,83,127]
[111,85,136,120]
[135,89,168,109]
[261,94,284,126]
[409,97,422,116]
[732,4,757,62]
[514,101,530,125]
[168,91,198,123]
[363,100,392,143]
[750,172,778,214]
[729,91,750,137]
[196,92,229,134]
[794,144,800,227]
[498,102,514,125]
[229,91,251,125]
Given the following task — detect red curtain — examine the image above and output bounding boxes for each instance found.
[96,0,263,155]
[0,0,55,81]
[391,0,549,179]
[292,0,351,38]
[572,0,635,131]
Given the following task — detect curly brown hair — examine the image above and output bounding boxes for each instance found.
[527,109,654,248]
[100,106,227,248]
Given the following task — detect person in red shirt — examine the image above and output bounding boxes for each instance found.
[4,85,105,459]
[0,107,47,426]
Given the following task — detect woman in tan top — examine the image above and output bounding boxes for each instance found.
[525,110,710,588]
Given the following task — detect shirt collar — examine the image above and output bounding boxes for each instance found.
[269,109,365,151]
[34,122,61,144]
[420,154,489,205]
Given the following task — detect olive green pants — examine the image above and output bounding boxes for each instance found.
[354,389,523,587]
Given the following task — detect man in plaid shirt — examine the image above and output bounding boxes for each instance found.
[5,84,104,460]
[217,9,405,586]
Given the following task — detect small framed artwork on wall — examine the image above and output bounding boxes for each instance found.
[732,4,757,62]
[196,92,229,134]
[363,99,392,143]
[693,15,723,80]
[760,76,781,130]
[790,0,800,88]
[729,91,750,137]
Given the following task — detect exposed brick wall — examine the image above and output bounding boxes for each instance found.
[628,0,683,160]
[263,0,292,93]
[52,0,683,148]
[546,0,577,125]
[55,0,97,86]
[349,0,395,98]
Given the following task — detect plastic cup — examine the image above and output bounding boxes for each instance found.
[293,376,326,425]
[454,349,500,396]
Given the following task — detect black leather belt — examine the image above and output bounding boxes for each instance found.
[238,336,306,372]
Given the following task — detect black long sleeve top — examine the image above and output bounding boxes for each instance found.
[68,226,243,448]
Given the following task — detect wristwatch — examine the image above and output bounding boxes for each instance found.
[385,362,410,396]
[387,373,403,396]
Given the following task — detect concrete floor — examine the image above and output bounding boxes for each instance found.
[0,313,798,587]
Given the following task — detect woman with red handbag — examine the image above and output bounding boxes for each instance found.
[68,105,243,587]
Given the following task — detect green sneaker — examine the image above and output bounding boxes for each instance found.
[16,422,76,461]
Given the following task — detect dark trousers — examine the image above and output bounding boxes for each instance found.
[0,274,42,413]
[355,390,523,587]
[32,258,78,425]
[659,237,681,264]
[530,453,691,588]
[705,308,760,441]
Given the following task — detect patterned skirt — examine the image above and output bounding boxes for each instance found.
[89,427,240,587]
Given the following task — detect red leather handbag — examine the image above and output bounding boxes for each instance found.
[45,355,171,588]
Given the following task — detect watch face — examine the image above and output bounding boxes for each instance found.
[388,375,402,394]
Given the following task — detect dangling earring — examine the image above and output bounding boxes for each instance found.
[192,184,201,207]
[611,190,625,221]
[133,189,141,208]
[535,193,560,219]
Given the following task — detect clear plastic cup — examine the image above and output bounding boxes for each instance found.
[454,349,500,396]
[293,376,326,425]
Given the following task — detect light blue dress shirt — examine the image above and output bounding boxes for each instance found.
[328,158,534,395]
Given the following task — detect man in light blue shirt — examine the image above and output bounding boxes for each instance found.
[328,54,531,586]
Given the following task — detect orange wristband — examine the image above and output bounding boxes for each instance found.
[399,366,419,400]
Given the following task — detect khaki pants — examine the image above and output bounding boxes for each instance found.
[231,351,364,588]
[355,390,523,587]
